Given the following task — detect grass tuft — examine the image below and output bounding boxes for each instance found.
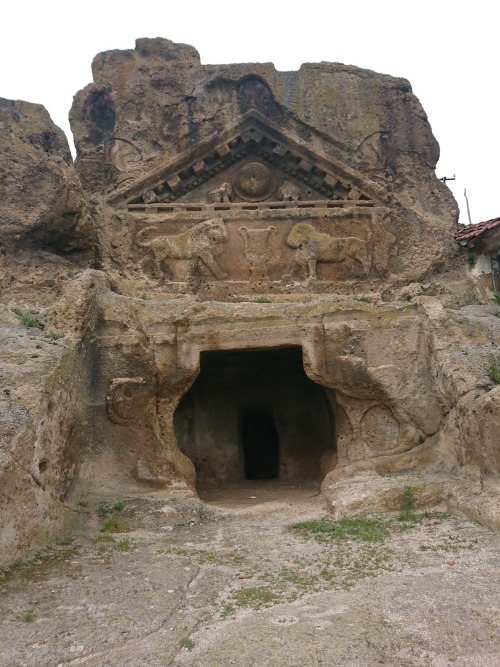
[485,355,500,383]
[100,516,130,533]
[292,516,390,542]
[115,538,133,552]
[12,308,43,329]
[20,610,35,622]
[44,331,63,340]
[231,586,279,608]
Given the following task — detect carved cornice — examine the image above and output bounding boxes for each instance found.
[108,112,385,210]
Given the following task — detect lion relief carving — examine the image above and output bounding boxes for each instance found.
[287,223,371,279]
[136,218,229,279]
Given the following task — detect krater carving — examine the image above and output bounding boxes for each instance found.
[239,225,276,280]
[135,218,229,279]
[287,223,371,279]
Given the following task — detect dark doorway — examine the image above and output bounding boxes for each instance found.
[240,407,279,479]
[174,346,335,487]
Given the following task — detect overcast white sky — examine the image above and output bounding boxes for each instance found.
[1,0,497,225]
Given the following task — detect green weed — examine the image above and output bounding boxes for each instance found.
[403,485,415,512]
[293,517,390,543]
[253,296,272,303]
[493,292,500,306]
[485,356,500,383]
[44,331,63,340]
[97,501,124,517]
[220,603,235,618]
[179,638,195,650]
[231,586,279,609]
[279,569,318,588]
[12,308,43,329]
[0,548,77,586]
[20,610,35,622]
[115,538,133,552]
[93,533,115,543]
[100,516,130,533]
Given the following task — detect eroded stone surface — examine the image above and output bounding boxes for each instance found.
[0,495,498,667]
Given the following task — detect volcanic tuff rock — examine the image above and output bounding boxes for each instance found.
[0,38,499,569]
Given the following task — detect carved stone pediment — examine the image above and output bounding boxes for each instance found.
[108,113,384,211]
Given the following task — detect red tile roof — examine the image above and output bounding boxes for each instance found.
[455,217,500,242]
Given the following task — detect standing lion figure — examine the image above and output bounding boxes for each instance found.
[136,218,229,279]
[286,223,371,279]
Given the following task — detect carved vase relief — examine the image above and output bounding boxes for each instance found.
[239,225,276,280]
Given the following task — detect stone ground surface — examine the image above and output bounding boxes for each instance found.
[0,482,499,667]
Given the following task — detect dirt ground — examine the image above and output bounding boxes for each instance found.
[1,481,499,667]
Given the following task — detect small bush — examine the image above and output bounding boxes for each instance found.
[417,435,426,444]
[253,296,271,303]
[493,292,500,306]
[468,252,476,269]
[485,356,500,383]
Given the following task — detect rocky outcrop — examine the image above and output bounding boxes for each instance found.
[1,39,499,569]
[70,38,458,289]
[0,101,98,566]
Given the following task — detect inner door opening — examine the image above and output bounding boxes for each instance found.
[240,407,279,479]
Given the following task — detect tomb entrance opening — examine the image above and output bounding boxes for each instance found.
[174,346,335,490]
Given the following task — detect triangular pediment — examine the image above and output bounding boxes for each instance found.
[108,112,385,209]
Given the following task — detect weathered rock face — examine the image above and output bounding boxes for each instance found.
[0,100,98,566]
[0,98,94,254]
[1,39,499,569]
[70,38,458,296]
